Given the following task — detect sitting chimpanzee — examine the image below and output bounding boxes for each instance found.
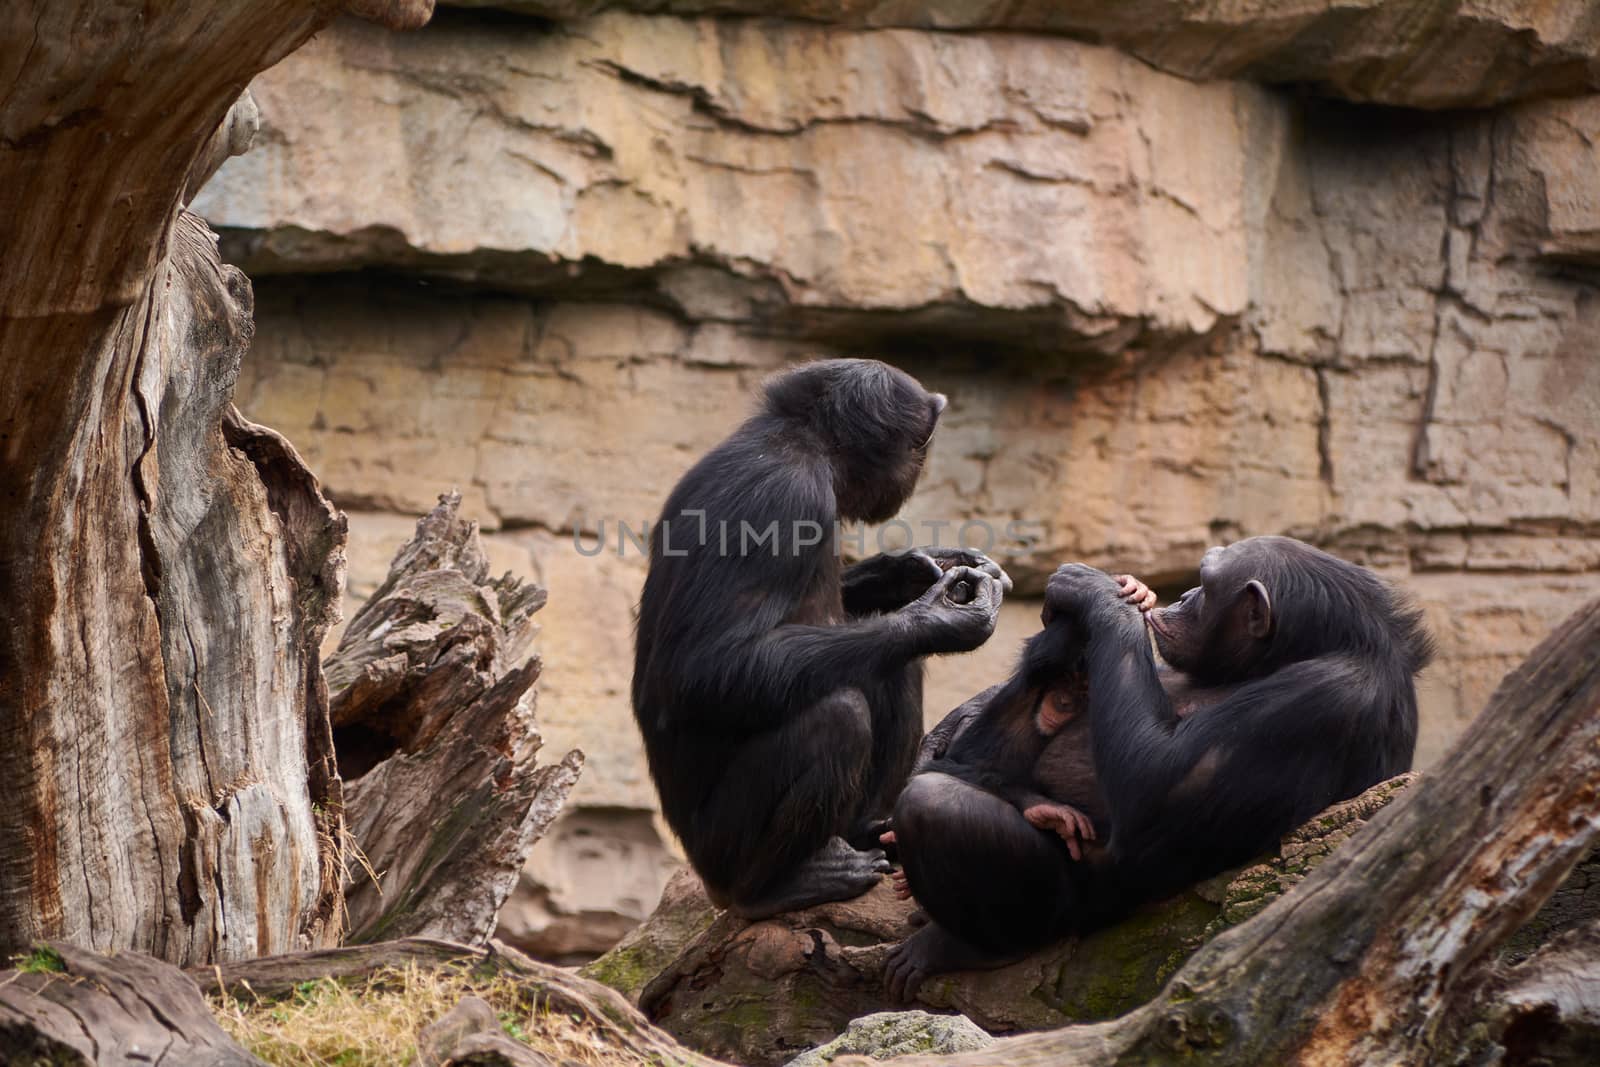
[633,358,1010,920]
[886,536,1433,998]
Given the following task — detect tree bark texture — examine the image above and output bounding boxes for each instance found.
[0,0,433,964]
[0,942,267,1066]
[326,492,584,946]
[1488,920,1600,1064]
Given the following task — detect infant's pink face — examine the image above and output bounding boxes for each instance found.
[1034,689,1077,736]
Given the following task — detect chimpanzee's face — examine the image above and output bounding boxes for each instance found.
[1148,543,1272,683]
[829,364,946,523]
[1033,688,1078,737]
[1148,584,1205,670]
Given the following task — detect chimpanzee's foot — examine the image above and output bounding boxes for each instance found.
[884,922,1023,1001]
[730,837,890,920]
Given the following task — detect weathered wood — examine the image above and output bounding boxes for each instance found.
[0,205,349,963]
[196,937,732,1066]
[327,493,583,945]
[1481,921,1600,1065]
[0,942,266,1066]
[831,595,1600,1066]
[185,91,262,207]
[0,0,438,967]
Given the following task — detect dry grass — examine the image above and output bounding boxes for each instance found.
[210,961,658,1067]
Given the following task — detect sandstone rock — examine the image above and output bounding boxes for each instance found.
[196,15,1265,353]
[496,808,685,960]
[211,29,1600,581]
[441,0,1600,110]
[784,1010,992,1067]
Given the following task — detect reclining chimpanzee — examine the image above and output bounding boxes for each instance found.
[886,536,1434,998]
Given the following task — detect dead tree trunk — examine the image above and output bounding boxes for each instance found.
[0,0,431,965]
[325,492,584,945]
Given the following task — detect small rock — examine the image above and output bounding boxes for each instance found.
[784,1010,992,1066]
[415,996,501,1067]
[441,1031,556,1067]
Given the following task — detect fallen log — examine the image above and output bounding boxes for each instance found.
[0,943,266,1066]
[585,599,1600,1066]
[593,777,1416,1066]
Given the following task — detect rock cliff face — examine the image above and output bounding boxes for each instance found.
[194,4,1600,958]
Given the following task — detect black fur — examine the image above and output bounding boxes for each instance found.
[632,358,1002,918]
[916,619,1085,803]
[885,536,1433,996]
[1093,536,1432,894]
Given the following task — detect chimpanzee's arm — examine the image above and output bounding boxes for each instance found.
[1044,565,1360,891]
[1098,659,1362,893]
[841,552,944,616]
[672,565,1003,733]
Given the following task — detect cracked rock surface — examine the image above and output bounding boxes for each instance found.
[439,0,1600,111]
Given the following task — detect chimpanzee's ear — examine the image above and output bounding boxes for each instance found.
[1242,579,1272,640]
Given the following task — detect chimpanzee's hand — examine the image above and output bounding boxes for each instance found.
[1041,563,1124,626]
[890,550,946,603]
[1115,574,1158,613]
[919,547,1014,595]
[1023,802,1096,862]
[905,566,1004,654]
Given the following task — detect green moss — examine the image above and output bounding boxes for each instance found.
[580,893,718,1001]
[15,945,66,974]
[1041,893,1220,1021]
[581,945,654,998]
[715,998,773,1033]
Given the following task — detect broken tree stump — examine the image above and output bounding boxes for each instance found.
[326,492,584,945]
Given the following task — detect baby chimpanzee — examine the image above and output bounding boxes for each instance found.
[883,575,1151,911]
